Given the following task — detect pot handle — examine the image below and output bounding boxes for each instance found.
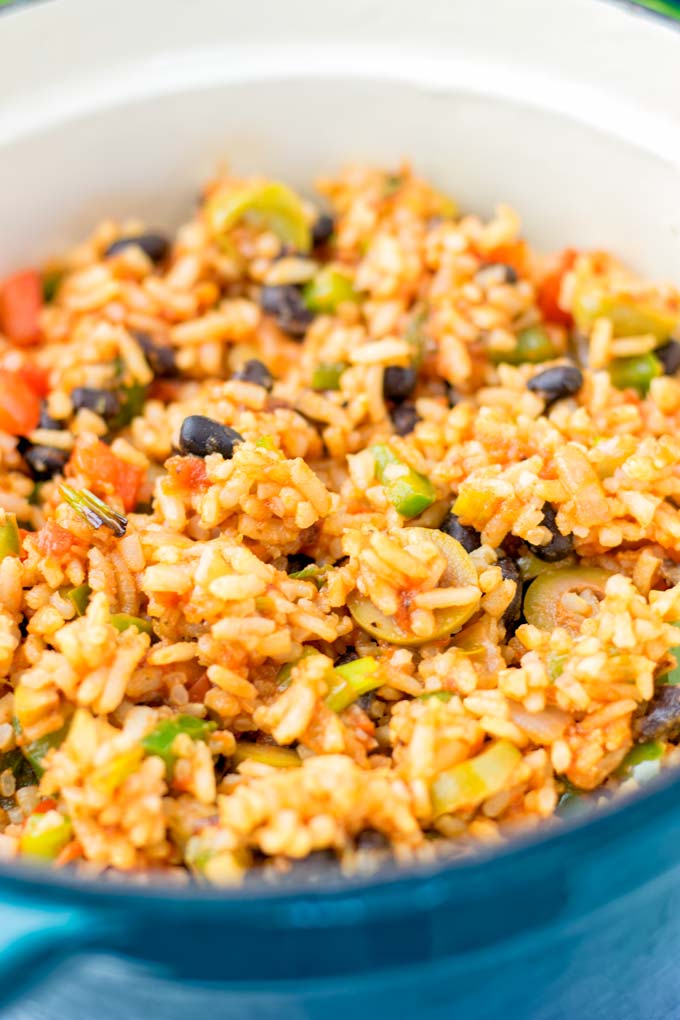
[0,893,110,1011]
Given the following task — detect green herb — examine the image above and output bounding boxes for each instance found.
[59,484,127,537]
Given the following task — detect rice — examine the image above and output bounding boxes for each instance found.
[0,162,679,882]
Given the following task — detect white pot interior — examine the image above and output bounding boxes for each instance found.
[0,0,679,278]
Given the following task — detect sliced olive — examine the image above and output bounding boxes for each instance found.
[572,281,679,340]
[205,182,311,253]
[348,527,480,647]
[523,567,611,633]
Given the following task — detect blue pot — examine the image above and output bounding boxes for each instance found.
[1,773,679,1020]
[1,1,680,1017]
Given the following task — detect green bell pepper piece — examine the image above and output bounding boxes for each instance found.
[371,444,436,518]
[325,656,382,713]
[141,715,216,773]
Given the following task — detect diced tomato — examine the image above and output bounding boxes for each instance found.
[0,369,41,435]
[16,361,50,398]
[537,248,578,326]
[32,798,58,814]
[34,520,74,559]
[0,270,43,346]
[68,439,145,511]
[168,455,209,492]
[482,240,531,279]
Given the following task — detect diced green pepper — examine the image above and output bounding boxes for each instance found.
[418,691,454,703]
[109,613,153,637]
[490,326,557,366]
[59,484,127,537]
[348,527,480,647]
[311,362,345,391]
[609,353,661,396]
[206,181,311,253]
[0,514,20,560]
[65,583,91,617]
[141,715,216,773]
[20,812,73,859]
[303,267,358,313]
[616,740,664,784]
[325,656,382,713]
[231,742,301,768]
[431,740,522,816]
[21,719,71,778]
[371,444,436,518]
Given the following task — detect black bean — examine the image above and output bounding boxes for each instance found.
[527,503,574,562]
[23,445,69,481]
[475,262,519,286]
[178,415,244,459]
[104,232,170,264]
[635,686,680,742]
[38,402,62,430]
[357,692,376,712]
[498,557,522,633]
[383,366,417,403]
[260,285,314,339]
[133,331,177,378]
[70,387,121,420]
[286,553,315,575]
[389,402,420,436]
[439,511,482,553]
[655,340,680,377]
[356,829,391,851]
[311,214,335,247]
[232,359,273,392]
[527,365,583,405]
[334,648,359,667]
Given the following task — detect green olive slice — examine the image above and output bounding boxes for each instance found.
[348,527,481,647]
[523,567,611,633]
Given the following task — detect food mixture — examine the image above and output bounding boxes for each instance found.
[0,164,679,883]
